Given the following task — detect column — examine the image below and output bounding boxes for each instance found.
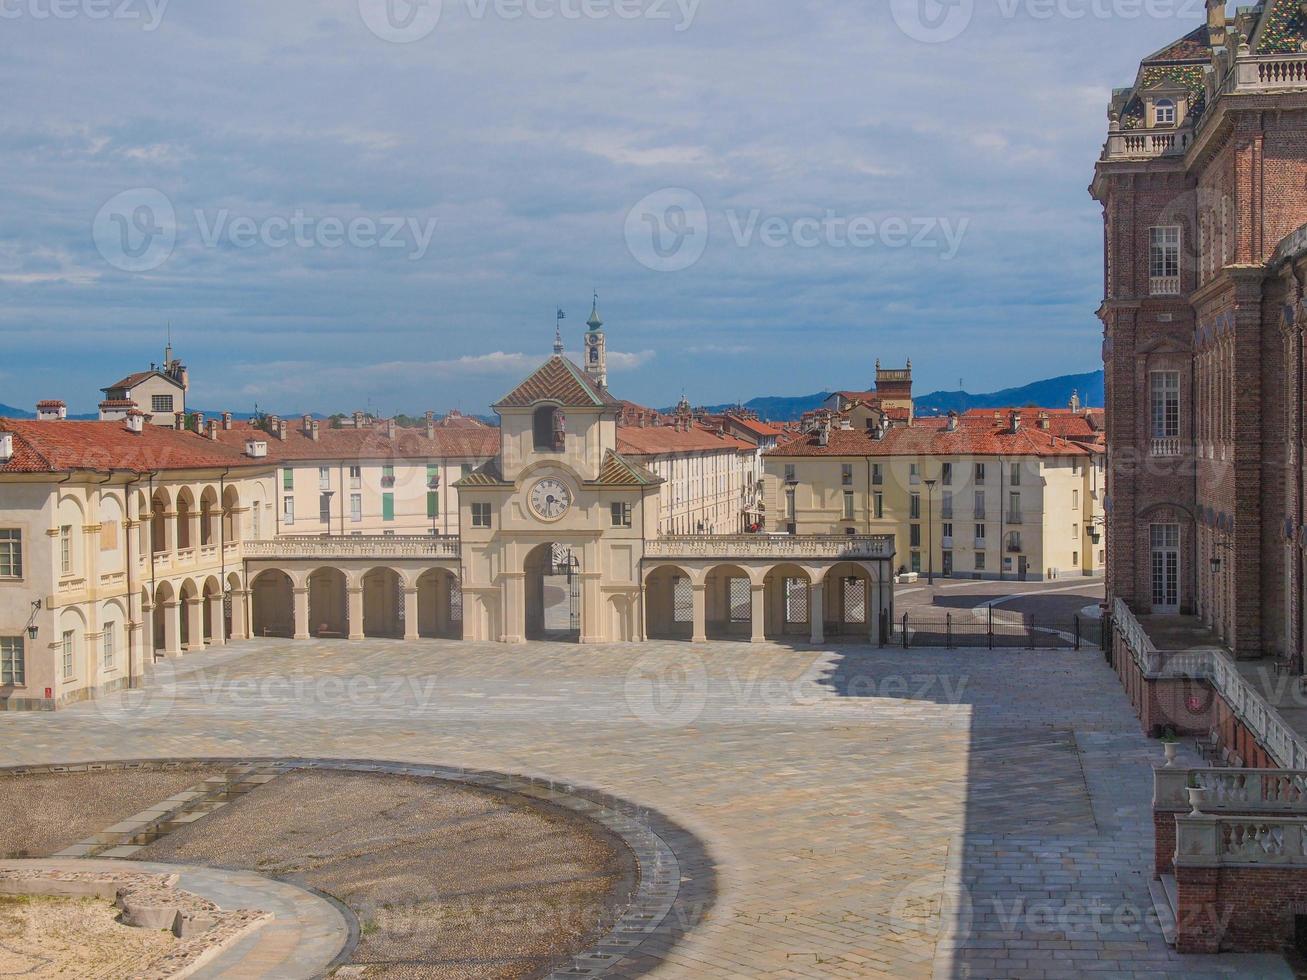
[502,573,525,644]
[183,597,203,651]
[403,587,420,641]
[293,587,310,640]
[207,594,226,647]
[809,581,824,645]
[228,590,248,641]
[691,584,707,643]
[347,587,365,640]
[750,584,766,644]
[162,600,182,658]
[162,510,178,553]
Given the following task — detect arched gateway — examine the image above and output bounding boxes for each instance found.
[240,344,896,646]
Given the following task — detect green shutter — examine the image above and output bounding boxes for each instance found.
[427,491,438,519]
[383,493,395,521]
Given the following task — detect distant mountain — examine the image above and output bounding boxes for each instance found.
[678,392,834,421]
[913,371,1103,417]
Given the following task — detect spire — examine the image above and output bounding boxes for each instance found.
[164,323,173,369]
[553,325,565,355]
[587,291,603,331]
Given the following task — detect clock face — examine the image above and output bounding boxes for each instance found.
[528,478,572,522]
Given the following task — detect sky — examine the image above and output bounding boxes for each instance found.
[0,0,1203,416]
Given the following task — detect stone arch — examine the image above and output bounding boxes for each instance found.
[54,495,85,578]
[175,487,197,551]
[201,575,222,644]
[820,561,879,640]
[226,571,244,639]
[100,596,129,672]
[152,580,176,655]
[178,577,201,650]
[532,403,565,451]
[416,568,461,639]
[524,543,581,642]
[199,486,220,547]
[150,487,171,554]
[308,566,349,638]
[703,563,755,640]
[222,485,241,542]
[56,606,86,679]
[251,569,295,638]
[762,563,812,640]
[643,563,694,640]
[362,566,403,638]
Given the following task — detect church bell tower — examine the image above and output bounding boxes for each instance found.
[584,293,607,390]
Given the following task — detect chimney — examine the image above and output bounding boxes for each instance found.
[1037,411,1050,431]
[222,411,233,430]
[268,415,281,438]
[244,438,268,458]
[1009,410,1022,433]
[353,411,365,429]
[385,418,397,439]
[1207,0,1226,47]
[192,412,204,433]
[278,419,288,441]
[946,410,959,432]
[817,419,831,447]
[0,431,11,463]
[174,411,186,431]
[125,410,145,434]
[35,400,67,421]
[425,411,435,440]
[206,419,219,440]
[310,420,320,441]
[302,414,312,435]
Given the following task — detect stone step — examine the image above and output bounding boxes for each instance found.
[1148,874,1178,946]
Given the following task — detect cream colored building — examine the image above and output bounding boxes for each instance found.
[99,343,189,426]
[764,409,1105,581]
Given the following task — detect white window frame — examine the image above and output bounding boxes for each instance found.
[0,529,22,579]
[0,637,23,686]
[102,624,115,670]
[61,630,75,678]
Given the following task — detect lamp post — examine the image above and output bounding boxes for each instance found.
[924,479,937,585]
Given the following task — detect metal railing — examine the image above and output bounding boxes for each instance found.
[889,607,1102,650]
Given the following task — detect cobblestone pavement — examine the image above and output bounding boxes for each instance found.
[0,637,1290,979]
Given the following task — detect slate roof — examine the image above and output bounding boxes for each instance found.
[0,419,266,474]
[494,356,620,409]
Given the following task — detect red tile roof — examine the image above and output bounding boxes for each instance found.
[0,419,268,474]
[211,421,499,461]
[101,370,181,393]
[617,421,753,456]
[723,414,786,439]
[767,418,1093,459]
[494,356,619,409]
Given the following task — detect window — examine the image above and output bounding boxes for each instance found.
[910,493,921,519]
[1008,492,1021,522]
[252,503,261,539]
[785,488,796,520]
[350,494,362,523]
[873,492,884,519]
[427,491,439,520]
[942,491,953,518]
[59,525,72,576]
[975,463,986,484]
[909,463,920,485]
[472,503,492,528]
[151,394,173,413]
[1149,226,1180,280]
[0,530,21,578]
[381,465,395,488]
[102,625,115,670]
[911,551,921,573]
[1072,523,1079,540]
[533,405,562,451]
[282,497,294,525]
[1155,98,1175,124]
[974,491,986,518]
[842,491,854,520]
[910,524,921,547]
[282,468,294,491]
[461,464,473,478]
[1072,551,1080,566]
[0,637,23,686]
[975,523,986,543]
[943,522,953,541]
[975,552,987,571]
[1151,371,1180,439]
[1072,489,1079,510]
[61,630,74,678]
[382,492,395,522]
[942,462,952,486]
[426,464,439,489]
[611,502,632,527]
[349,466,362,489]
[319,494,332,524]
[871,464,883,486]
[841,464,853,486]
[784,464,796,483]
[1009,463,1021,486]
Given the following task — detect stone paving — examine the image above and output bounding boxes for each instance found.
[0,632,1293,978]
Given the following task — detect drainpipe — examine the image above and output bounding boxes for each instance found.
[998,457,1005,582]
[122,470,143,690]
[218,468,230,637]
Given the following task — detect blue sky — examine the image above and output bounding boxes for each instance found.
[1,0,1200,416]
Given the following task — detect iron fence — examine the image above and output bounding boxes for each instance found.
[880,607,1105,650]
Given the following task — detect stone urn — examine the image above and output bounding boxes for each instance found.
[1188,785,1208,816]
[1163,742,1179,767]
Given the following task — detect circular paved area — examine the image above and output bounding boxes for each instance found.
[0,621,1292,979]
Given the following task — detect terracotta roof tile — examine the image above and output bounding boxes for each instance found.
[494,356,619,409]
[766,419,1093,459]
[211,422,499,462]
[0,419,266,474]
[617,421,753,456]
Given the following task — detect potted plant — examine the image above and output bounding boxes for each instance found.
[1186,771,1208,815]
[1160,729,1179,767]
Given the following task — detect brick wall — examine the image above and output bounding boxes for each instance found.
[1177,865,1307,954]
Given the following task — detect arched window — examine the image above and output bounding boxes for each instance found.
[1155,99,1175,125]
[533,406,561,451]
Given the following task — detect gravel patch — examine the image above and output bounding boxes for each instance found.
[0,894,179,977]
[0,767,222,858]
[134,770,638,979]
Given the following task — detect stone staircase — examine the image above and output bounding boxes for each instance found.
[1147,873,1178,946]
[54,765,284,859]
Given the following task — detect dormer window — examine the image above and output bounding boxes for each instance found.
[1155,99,1175,125]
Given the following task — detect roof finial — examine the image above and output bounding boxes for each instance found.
[587,291,603,331]
[164,322,173,367]
[554,308,566,354]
